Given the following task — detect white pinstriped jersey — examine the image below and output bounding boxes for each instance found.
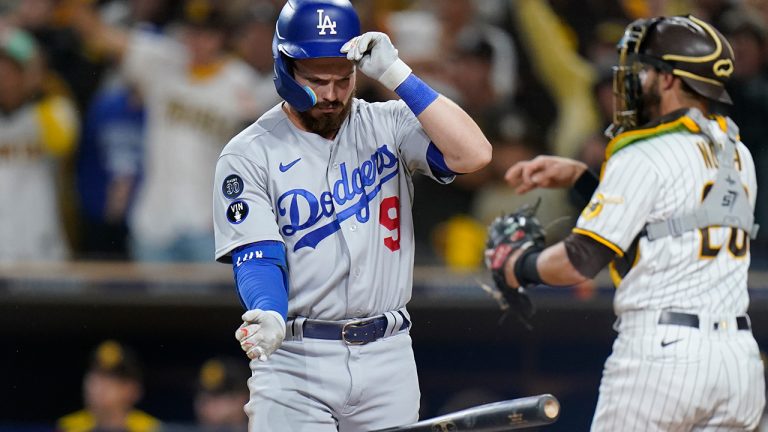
[575,114,757,316]
[0,96,78,262]
[213,99,451,320]
[583,112,765,431]
[123,30,277,245]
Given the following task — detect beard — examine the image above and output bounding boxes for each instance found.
[297,89,355,138]
[638,75,661,126]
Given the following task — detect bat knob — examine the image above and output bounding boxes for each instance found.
[543,398,560,420]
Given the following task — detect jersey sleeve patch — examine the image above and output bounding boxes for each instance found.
[222,174,244,199]
[581,193,625,220]
[226,200,249,224]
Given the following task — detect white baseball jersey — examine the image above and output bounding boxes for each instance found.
[576,112,765,430]
[123,30,277,246]
[0,95,78,262]
[213,98,450,431]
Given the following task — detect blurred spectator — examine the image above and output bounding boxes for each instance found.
[76,77,145,260]
[719,6,768,264]
[97,0,176,30]
[692,0,741,30]
[575,65,614,176]
[0,25,78,262]
[5,0,108,112]
[69,0,274,262]
[745,0,768,44]
[447,26,515,130]
[75,1,169,260]
[585,20,625,70]
[227,1,277,76]
[57,340,161,432]
[433,0,518,107]
[193,357,249,432]
[619,0,692,20]
[511,0,600,159]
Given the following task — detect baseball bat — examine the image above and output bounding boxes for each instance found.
[370,393,560,432]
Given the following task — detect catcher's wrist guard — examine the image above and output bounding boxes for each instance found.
[513,247,543,287]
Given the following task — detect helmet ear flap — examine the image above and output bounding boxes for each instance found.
[273,50,317,112]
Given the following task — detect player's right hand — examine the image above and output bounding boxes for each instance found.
[505,156,588,194]
[341,32,412,91]
[235,309,286,362]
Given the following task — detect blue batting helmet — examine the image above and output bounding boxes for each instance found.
[272,0,361,111]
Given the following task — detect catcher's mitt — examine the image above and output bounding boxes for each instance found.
[482,199,546,328]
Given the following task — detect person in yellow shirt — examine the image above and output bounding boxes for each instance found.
[57,340,161,432]
[0,25,78,262]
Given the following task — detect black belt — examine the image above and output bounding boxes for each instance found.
[291,311,410,345]
[658,311,750,330]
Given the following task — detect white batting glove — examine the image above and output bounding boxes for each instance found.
[235,309,286,362]
[341,32,412,91]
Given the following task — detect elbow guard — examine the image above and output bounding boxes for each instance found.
[563,232,616,279]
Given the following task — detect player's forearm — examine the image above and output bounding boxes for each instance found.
[232,242,290,319]
[416,96,493,173]
[536,243,589,286]
[502,242,588,289]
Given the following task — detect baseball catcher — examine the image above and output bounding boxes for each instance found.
[493,14,764,431]
[482,199,545,328]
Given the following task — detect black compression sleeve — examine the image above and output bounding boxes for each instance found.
[563,232,617,279]
[572,170,600,206]
[513,248,543,286]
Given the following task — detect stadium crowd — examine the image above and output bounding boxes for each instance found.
[0,0,766,268]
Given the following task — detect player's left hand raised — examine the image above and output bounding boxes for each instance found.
[235,309,286,362]
[341,32,412,91]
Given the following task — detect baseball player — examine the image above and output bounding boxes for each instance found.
[212,0,492,430]
[497,15,765,431]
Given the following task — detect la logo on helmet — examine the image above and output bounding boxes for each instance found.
[316,9,337,35]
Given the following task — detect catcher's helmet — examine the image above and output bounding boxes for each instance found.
[607,15,735,137]
[272,0,360,112]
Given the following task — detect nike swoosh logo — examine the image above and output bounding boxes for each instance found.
[661,338,684,348]
[279,158,301,172]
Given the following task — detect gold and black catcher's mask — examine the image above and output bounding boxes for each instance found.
[607,15,735,138]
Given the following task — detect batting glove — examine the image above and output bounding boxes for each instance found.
[341,32,412,91]
[235,309,286,362]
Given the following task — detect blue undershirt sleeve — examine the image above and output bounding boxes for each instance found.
[426,142,458,178]
[231,241,289,320]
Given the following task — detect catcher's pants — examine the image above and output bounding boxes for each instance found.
[245,331,419,432]
[591,310,765,432]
